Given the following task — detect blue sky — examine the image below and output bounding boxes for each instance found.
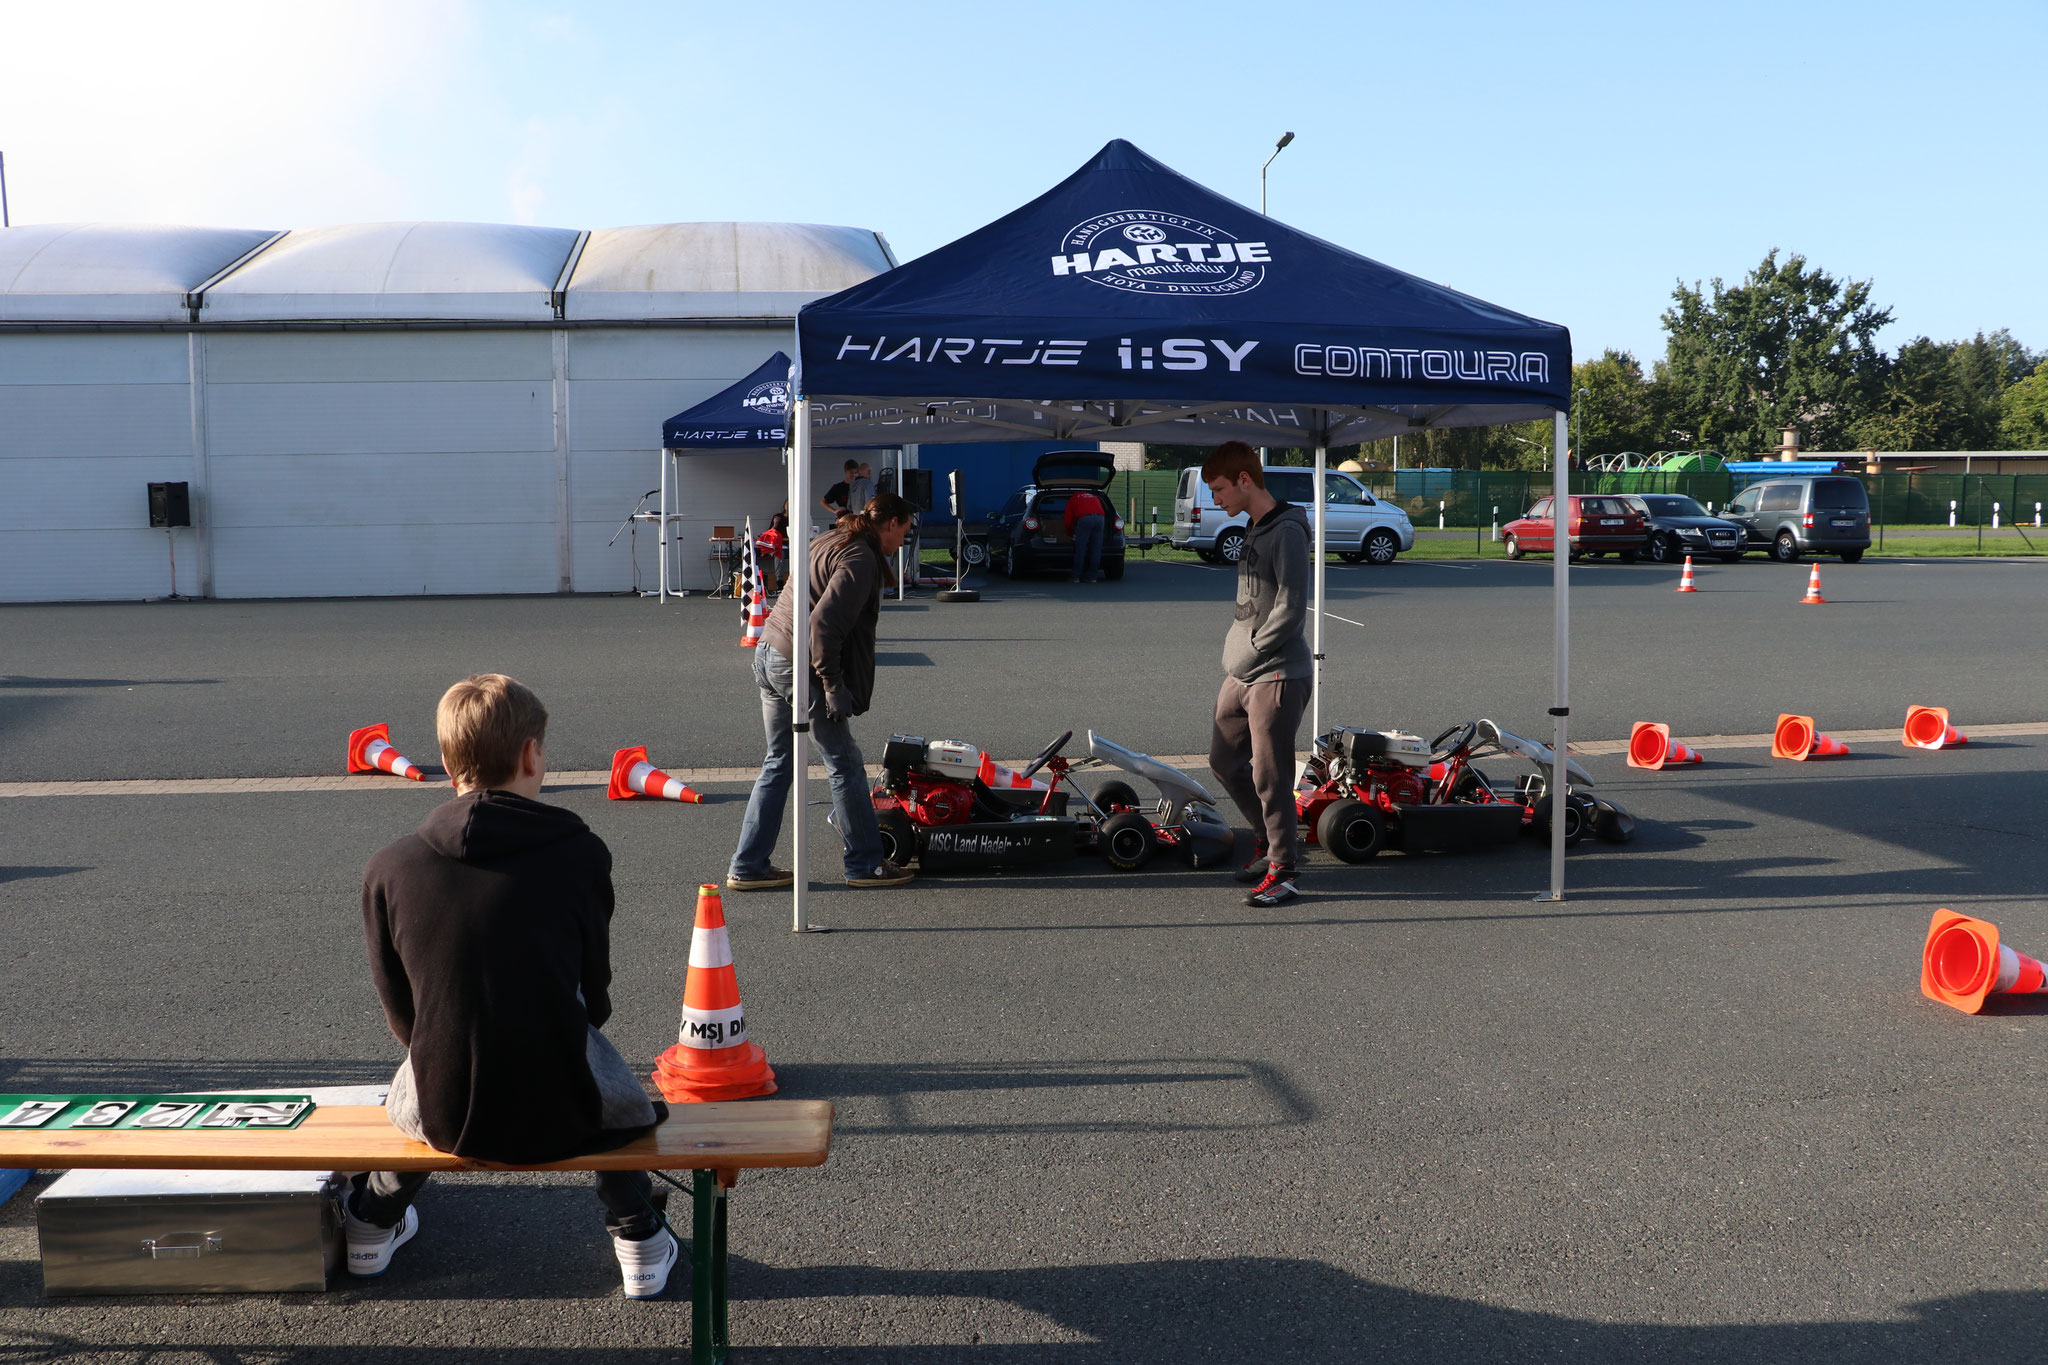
[6,0,2040,364]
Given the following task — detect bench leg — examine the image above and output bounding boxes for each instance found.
[691,1169,730,1365]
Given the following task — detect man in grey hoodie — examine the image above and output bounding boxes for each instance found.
[1204,442,1313,907]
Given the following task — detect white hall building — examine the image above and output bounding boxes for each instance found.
[0,221,894,601]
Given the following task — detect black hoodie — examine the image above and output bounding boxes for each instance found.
[361,790,624,1163]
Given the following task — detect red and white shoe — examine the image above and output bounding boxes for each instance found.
[1243,866,1300,908]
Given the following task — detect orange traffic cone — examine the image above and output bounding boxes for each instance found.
[652,885,777,1102]
[1921,909,2048,1014]
[347,723,427,781]
[1771,714,1849,761]
[608,745,704,802]
[1675,557,1699,593]
[1799,563,1826,604]
[1626,721,1703,770]
[1903,704,1969,750]
[976,753,1049,791]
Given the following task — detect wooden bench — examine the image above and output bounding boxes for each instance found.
[0,1098,834,1365]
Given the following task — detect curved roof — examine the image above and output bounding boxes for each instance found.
[0,224,279,323]
[200,221,583,322]
[565,223,895,321]
[0,220,895,325]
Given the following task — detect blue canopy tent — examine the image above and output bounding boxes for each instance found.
[656,353,793,602]
[781,140,1576,921]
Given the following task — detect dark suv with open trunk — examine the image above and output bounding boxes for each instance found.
[1722,477,1871,562]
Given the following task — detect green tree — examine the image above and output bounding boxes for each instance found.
[2003,359,2048,449]
[1849,330,2040,450]
[1658,250,1892,454]
[1571,349,1676,459]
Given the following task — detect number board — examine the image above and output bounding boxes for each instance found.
[0,1094,315,1132]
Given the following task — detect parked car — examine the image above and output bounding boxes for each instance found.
[1621,494,1746,563]
[1171,465,1414,565]
[1720,476,1871,562]
[1500,495,1649,561]
[986,451,1128,579]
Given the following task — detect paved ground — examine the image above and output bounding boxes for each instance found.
[3,557,2046,1362]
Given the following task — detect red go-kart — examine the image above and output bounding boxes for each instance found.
[1296,719,1631,861]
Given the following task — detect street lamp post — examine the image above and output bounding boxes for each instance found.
[1573,386,1589,474]
[1260,131,1294,216]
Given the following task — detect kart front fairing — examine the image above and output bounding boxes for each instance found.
[1474,719,1596,787]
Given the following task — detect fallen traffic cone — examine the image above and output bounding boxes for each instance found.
[347,723,427,781]
[1799,563,1827,604]
[1626,721,1702,770]
[608,745,704,803]
[652,885,777,1102]
[1903,704,1969,750]
[1921,909,2048,1014]
[1675,557,1699,593]
[1771,713,1849,761]
[977,753,1050,791]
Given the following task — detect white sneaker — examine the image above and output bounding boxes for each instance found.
[615,1224,681,1299]
[343,1204,419,1277]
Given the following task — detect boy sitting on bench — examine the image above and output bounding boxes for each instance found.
[347,673,681,1297]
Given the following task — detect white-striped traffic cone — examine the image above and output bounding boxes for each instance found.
[347,724,427,781]
[652,885,776,1101]
[976,752,1049,791]
[1675,556,1698,593]
[608,745,704,802]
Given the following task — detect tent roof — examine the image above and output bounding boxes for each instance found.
[567,223,895,321]
[663,351,791,450]
[0,223,279,323]
[797,139,1570,448]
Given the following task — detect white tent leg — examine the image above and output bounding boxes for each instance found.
[1311,443,1327,742]
[1540,409,1570,902]
[658,448,670,604]
[789,398,814,931]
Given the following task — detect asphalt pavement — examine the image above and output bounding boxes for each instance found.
[3,555,2046,1362]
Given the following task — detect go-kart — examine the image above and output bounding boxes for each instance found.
[869,729,1235,872]
[1295,719,1635,862]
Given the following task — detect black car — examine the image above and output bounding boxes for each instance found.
[1622,494,1746,563]
[986,451,1127,579]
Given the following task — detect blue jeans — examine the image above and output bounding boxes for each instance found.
[731,643,884,880]
[1070,513,1105,579]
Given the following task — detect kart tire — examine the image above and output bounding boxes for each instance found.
[1503,534,1524,561]
[1316,798,1387,863]
[875,808,917,867]
[1772,530,1800,562]
[1528,794,1588,848]
[1093,780,1141,813]
[1215,528,1247,565]
[1363,528,1400,565]
[1104,557,1126,581]
[1100,810,1157,871]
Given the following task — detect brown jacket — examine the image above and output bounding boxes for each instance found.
[760,524,883,717]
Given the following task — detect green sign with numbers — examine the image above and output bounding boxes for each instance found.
[0,1094,315,1132]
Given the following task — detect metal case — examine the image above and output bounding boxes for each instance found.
[37,1168,343,1296]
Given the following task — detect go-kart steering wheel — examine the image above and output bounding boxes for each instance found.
[1020,729,1074,779]
[1430,721,1478,760]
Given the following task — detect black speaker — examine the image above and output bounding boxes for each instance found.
[898,468,933,513]
[148,482,191,528]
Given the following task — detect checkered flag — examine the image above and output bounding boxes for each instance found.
[738,517,766,648]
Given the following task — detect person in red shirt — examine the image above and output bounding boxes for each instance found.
[1063,488,1109,583]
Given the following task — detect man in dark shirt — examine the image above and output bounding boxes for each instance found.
[821,459,861,520]
[351,674,678,1297]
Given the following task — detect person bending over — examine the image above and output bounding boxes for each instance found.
[729,493,917,891]
[1203,442,1313,907]
[821,459,860,521]
[348,674,679,1297]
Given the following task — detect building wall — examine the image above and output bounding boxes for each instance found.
[0,334,199,602]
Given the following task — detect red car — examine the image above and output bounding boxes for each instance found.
[1502,495,1648,562]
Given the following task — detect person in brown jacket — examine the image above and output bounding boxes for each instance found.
[728,493,918,890]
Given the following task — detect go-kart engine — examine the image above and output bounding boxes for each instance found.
[902,771,974,826]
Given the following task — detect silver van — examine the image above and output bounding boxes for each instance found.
[1172,466,1415,565]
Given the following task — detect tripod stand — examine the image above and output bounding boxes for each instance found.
[610,489,661,597]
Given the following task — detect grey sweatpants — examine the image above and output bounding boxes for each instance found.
[1210,675,1312,871]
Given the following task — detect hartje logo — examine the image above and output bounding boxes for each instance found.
[742,379,789,414]
[1051,210,1270,296]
